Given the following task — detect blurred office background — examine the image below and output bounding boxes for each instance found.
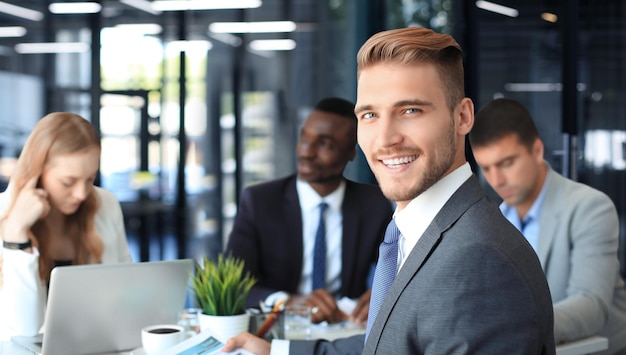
[0,0,624,277]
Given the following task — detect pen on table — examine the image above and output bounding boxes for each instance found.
[255,300,285,338]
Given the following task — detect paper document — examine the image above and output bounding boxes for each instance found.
[158,329,254,355]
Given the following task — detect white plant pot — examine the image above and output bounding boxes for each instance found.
[199,312,250,343]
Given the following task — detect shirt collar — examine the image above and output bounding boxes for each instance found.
[395,163,473,236]
[296,178,346,212]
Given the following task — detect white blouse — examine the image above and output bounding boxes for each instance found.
[0,186,132,341]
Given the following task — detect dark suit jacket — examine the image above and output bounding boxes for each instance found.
[225,174,393,307]
[291,176,555,354]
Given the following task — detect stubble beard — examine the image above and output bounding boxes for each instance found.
[375,121,457,204]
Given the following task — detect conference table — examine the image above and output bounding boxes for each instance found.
[555,336,609,355]
[0,334,609,354]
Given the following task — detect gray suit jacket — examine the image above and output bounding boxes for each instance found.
[291,176,555,354]
[536,167,626,353]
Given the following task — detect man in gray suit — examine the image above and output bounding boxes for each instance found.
[470,98,626,354]
[224,27,555,354]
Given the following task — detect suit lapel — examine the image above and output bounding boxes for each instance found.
[283,176,305,288]
[536,168,561,268]
[340,181,359,295]
[365,177,485,350]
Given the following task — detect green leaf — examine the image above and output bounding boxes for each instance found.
[191,254,257,316]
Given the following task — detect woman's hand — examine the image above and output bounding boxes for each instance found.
[2,176,50,243]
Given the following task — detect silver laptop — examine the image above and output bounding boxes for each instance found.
[12,259,194,355]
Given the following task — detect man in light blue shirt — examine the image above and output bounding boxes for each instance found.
[470,98,626,353]
[499,171,550,251]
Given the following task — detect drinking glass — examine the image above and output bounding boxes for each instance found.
[177,308,201,338]
[283,305,312,340]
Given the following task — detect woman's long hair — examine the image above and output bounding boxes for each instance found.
[1,112,104,284]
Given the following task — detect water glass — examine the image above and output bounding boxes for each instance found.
[284,305,312,340]
[177,308,201,338]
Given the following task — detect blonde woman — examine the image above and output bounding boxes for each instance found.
[0,112,132,340]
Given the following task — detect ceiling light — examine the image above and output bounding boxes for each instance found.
[505,83,561,92]
[505,82,586,92]
[0,1,44,21]
[120,0,162,15]
[475,1,518,17]
[209,21,296,34]
[541,12,558,23]
[114,23,163,35]
[0,26,27,37]
[153,0,262,11]
[15,42,90,54]
[49,2,102,14]
[249,39,296,51]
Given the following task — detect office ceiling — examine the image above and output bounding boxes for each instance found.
[1,1,616,46]
[0,0,318,45]
[1,1,622,79]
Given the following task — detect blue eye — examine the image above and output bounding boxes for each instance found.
[362,112,376,120]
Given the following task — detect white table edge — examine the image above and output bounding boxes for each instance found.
[556,336,608,355]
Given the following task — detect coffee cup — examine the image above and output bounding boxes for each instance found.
[141,324,185,354]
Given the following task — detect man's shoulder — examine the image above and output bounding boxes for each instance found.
[547,169,613,205]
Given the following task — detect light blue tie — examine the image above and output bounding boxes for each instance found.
[312,202,328,290]
[365,219,400,340]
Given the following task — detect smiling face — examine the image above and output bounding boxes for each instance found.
[40,147,100,215]
[356,62,473,209]
[296,109,356,196]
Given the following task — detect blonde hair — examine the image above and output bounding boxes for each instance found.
[1,112,103,283]
[357,26,465,112]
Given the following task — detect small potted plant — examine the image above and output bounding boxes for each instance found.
[191,254,257,341]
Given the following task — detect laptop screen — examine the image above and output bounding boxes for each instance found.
[14,259,193,355]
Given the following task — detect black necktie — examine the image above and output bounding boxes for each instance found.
[312,202,328,290]
[365,219,401,340]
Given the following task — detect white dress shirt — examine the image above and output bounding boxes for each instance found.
[395,163,472,271]
[295,179,345,295]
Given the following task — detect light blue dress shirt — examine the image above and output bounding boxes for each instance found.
[499,173,551,251]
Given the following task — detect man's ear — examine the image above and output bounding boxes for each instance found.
[532,138,545,161]
[457,98,475,136]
